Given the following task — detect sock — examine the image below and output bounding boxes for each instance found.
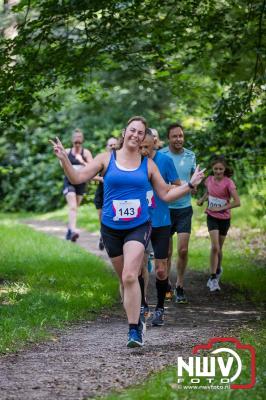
[156,278,169,310]
[211,273,216,280]
[138,275,147,307]
[129,324,138,330]
[176,285,183,292]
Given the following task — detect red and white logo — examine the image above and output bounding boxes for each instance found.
[177,337,256,390]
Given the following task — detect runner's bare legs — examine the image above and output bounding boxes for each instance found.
[176,233,190,287]
[66,193,78,232]
[110,241,143,324]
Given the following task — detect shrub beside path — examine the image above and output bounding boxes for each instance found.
[0,219,262,400]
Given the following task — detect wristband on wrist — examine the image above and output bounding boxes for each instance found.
[188,181,194,189]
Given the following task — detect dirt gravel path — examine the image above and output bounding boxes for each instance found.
[0,220,262,400]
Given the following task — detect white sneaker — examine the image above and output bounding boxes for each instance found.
[216,267,223,282]
[207,278,221,292]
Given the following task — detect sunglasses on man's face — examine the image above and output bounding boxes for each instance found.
[74,141,82,145]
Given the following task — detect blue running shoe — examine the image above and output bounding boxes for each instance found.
[140,304,150,319]
[65,229,72,240]
[147,258,153,273]
[140,306,145,321]
[127,328,143,348]
[174,286,188,304]
[151,308,164,326]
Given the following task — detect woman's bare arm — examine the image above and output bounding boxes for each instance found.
[50,138,108,184]
[172,178,181,186]
[77,150,104,182]
[197,190,209,206]
[148,159,205,202]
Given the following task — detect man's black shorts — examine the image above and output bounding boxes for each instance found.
[170,206,193,235]
[207,214,231,236]
[150,225,171,259]
[94,182,104,210]
[101,221,152,258]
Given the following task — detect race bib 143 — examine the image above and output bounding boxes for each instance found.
[112,199,141,221]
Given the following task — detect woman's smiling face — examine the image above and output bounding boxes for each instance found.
[124,120,146,149]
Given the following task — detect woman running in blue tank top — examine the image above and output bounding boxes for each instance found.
[50,116,205,348]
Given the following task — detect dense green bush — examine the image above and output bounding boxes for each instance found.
[0,1,265,211]
[1,82,265,212]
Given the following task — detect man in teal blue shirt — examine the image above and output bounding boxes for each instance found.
[160,123,196,303]
[140,132,180,326]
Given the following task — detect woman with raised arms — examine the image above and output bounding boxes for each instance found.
[50,116,205,348]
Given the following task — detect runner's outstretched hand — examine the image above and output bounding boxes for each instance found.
[49,137,67,161]
[190,165,206,187]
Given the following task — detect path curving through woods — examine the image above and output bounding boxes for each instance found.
[0,219,262,400]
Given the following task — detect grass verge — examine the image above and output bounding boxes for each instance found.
[36,203,100,232]
[98,323,265,400]
[0,218,118,353]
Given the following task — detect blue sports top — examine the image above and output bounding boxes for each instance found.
[102,152,150,229]
[146,152,179,227]
[160,146,196,209]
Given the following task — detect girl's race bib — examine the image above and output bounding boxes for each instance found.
[112,199,141,221]
[208,195,227,208]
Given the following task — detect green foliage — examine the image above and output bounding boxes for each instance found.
[0,218,118,353]
[1,0,265,123]
[0,86,106,211]
[0,1,265,211]
[250,185,266,219]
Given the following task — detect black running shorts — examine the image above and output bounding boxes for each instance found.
[150,225,171,259]
[207,215,231,236]
[170,206,193,235]
[94,182,104,209]
[63,180,86,196]
[101,221,152,258]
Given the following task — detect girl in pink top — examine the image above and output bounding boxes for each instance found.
[197,157,240,292]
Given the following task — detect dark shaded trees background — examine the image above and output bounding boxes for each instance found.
[0,0,265,211]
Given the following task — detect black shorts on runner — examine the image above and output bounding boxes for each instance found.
[207,215,231,236]
[170,206,193,235]
[63,178,86,196]
[150,225,171,259]
[94,182,104,210]
[101,221,152,258]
